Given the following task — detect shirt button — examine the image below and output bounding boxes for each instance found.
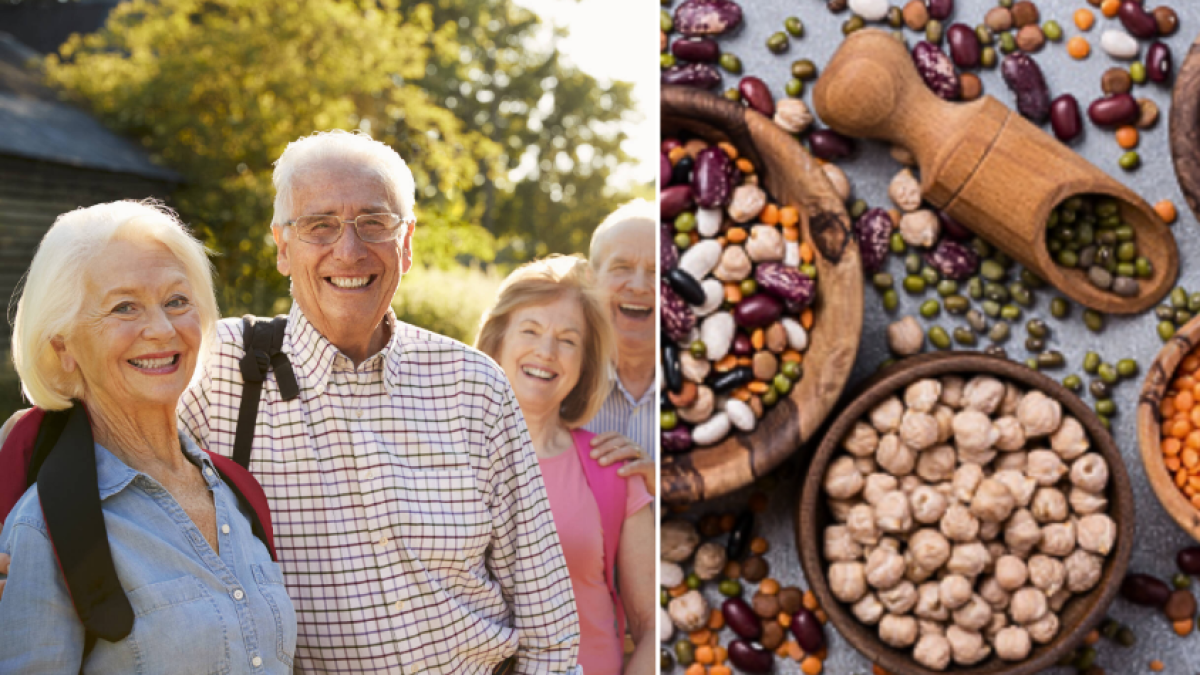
[393,599,404,611]
[233,589,245,600]
[221,524,230,535]
[251,656,263,667]
[204,467,214,477]
[356,409,364,418]
[378,533,389,547]
[363,469,376,480]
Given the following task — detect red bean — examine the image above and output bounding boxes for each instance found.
[1178,546,1200,575]
[662,425,693,453]
[947,23,981,68]
[1050,94,1083,143]
[662,138,683,154]
[1120,573,1171,608]
[1118,1,1159,39]
[1147,41,1173,83]
[731,332,754,356]
[727,640,774,673]
[662,63,722,89]
[738,76,775,117]
[671,37,720,63]
[925,0,954,21]
[790,607,826,652]
[661,153,672,186]
[1088,94,1140,128]
[723,597,764,640]
[733,293,783,329]
[808,129,856,161]
[660,185,695,219]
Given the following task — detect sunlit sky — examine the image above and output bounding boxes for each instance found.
[512,0,658,189]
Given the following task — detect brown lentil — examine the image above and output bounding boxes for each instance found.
[1011,1,1040,27]
[1137,98,1160,129]
[741,555,770,582]
[1164,588,1197,621]
[752,592,782,619]
[778,587,804,614]
[960,72,983,100]
[1154,6,1180,36]
[902,0,929,30]
[984,6,1013,31]
[1016,24,1045,52]
[1101,67,1133,95]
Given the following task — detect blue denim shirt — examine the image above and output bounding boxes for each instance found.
[0,434,296,674]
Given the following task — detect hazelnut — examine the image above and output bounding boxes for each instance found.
[889,168,923,212]
[899,209,940,247]
[887,316,925,356]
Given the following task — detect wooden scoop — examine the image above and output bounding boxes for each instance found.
[813,29,1178,314]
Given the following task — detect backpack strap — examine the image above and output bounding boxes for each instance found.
[233,315,298,469]
[205,450,277,561]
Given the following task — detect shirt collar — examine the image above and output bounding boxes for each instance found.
[95,432,219,500]
[286,302,400,398]
[610,367,655,407]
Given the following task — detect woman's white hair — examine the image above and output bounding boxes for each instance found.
[271,129,417,230]
[11,200,218,410]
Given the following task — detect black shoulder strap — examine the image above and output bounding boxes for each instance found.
[35,405,134,648]
[233,315,298,469]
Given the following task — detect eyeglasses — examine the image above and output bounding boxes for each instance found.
[284,213,413,245]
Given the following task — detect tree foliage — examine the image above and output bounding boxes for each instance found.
[43,0,643,317]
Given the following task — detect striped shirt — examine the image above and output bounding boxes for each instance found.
[584,371,656,459]
[178,303,581,674]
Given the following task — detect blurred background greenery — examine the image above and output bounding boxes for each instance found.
[0,0,651,422]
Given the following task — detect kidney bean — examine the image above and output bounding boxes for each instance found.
[947,23,981,68]
[1050,94,1083,142]
[727,640,773,673]
[808,128,856,161]
[710,366,754,394]
[660,153,672,187]
[662,425,693,453]
[1179,547,1200,575]
[854,208,893,273]
[755,262,815,306]
[662,282,696,342]
[722,598,764,640]
[923,238,979,280]
[662,342,684,394]
[1088,93,1140,127]
[1001,53,1050,123]
[662,62,722,89]
[1118,1,1158,39]
[661,222,679,272]
[734,293,783,328]
[667,268,707,305]
[726,510,755,559]
[1120,573,1171,607]
[661,184,695,219]
[790,607,826,652]
[671,37,720,63]
[693,146,735,208]
[925,0,953,21]
[739,76,776,116]
[912,41,960,101]
[1165,589,1197,621]
[1147,41,1172,83]
[662,138,682,154]
[938,211,971,240]
[674,0,743,37]
[731,332,754,356]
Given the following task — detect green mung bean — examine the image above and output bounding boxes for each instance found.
[1157,305,1176,321]
[1026,319,1048,339]
[1130,61,1147,84]
[850,199,868,219]
[791,59,817,80]
[1096,399,1116,417]
[883,289,899,311]
[1024,357,1039,370]
[1098,363,1118,384]
[967,277,984,299]
[937,280,959,297]
[980,46,997,68]
[1050,297,1069,319]
[999,31,1016,53]
[719,53,743,74]
[1043,20,1062,41]
[660,9,673,32]
[1117,358,1138,378]
[785,78,804,97]
[976,25,994,45]
[1000,304,1022,321]
[660,54,676,69]
[905,254,922,274]
[767,31,789,53]
[988,321,1010,342]
[1090,380,1111,400]
[954,328,977,346]
[981,260,1005,281]
[1038,351,1065,369]
[1159,321,1177,341]
[920,299,940,318]
[886,6,903,28]
[890,232,907,253]
[1063,374,1082,391]
[982,300,1001,318]
[926,19,943,43]
[921,266,941,285]
[873,272,894,290]
[723,88,742,102]
[1084,351,1101,374]
[945,295,970,314]
[784,16,804,37]
[967,310,987,333]
[739,279,757,297]
[843,15,865,34]
[1083,310,1104,332]
[929,326,951,350]
[1025,336,1045,352]
[1177,309,1193,325]
[1118,151,1140,171]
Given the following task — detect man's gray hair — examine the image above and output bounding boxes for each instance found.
[588,198,656,267]
[272,129,417,229]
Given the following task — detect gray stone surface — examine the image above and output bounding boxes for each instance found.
[662,1,1200,672]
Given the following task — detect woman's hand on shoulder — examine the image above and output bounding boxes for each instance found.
[589,432,655,496]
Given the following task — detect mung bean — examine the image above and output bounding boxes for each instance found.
[920,299,940,318]
[944,295,970,314]
[984,345,1008,358]
[1098,363,1118,384]
[1026,319,1049,339]
[661,54,676,69]
[1119,151,1140,171]
[1130,61,1147,84]
[872,272,894,290]
[981,260,1005,281]
[767,31,789,53]
[1025,337,1046,352]
[1038,351,1065,369]
[1050,297,1069,319]
[926,19,943,43]
[1160,321,1177,341]
[1000,304,1022,321]
[1025,357,1039,370]
[720,53,743,74]
[1096,399,1116,417]
[953,328,977,346]
[1084,310,1105,332]
[967,277,984,299]
[967,309,988,333]
[989,321,1010,342]
[785,78,804,97]
[843,15,865,34]
[982,300,1001,318]
[904,276,926,294]
[791,59,817,80]
[890,232,907,253]
[1090,380,1112,400]
[784,16,804,37]
[1063,374,1082,391]
[1083,351,1101,374]
[1178,309,1193,325]
[929,326,951,350]
[937,280,959,297]
[905,253,922,275]
[883,289,899,311]
[1117,358,1139,378]
[850,199,868,219]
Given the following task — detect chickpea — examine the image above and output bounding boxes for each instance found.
[1038,521,1076,557]
[1017,390,1062,438]
[866,546,908,590]
[979,518,1002,542]
[994,450,1028,473]
[1076,513,1117,555]
[947,542,991,579]
[995,555,1029,591]
[870,395,905,433]
[940,376,966,409]
[951,594,993,632]
[693,542,727,580]
[993,469,1037,508]
[939,574,974,610]
[910,485,949,524]
[1027,554,1067,597]
[979,574,1011,611]
[915,581,949,621]
[853,593,885,625]
[952,463,984,503]
[847,503,881,546]
[661,520,701,562]
[952,410,1000,455]
[971,478,1017,523]
[1025,611,1060,644]
[994,625,1032,661]
[962,376,1006,414]
[933,405,955,444]
[830,561,868,603]
[877,432,917,476]
[875,490,915,534]
[823,456,864,500]
[913,633,952,671]
[901,410,941,451]
[879,614,919,648]
[1004,509,1043,554]
[1070,454,1110,494]
[668,590,710,631]
[999,383,1024,417]
[863,471,900,506]
[843,420,881,457]
[1064,549,1103,593]
[993,416,1027,451]
[946,625,991,666]
[1069,486,1108,515]
[828,497,860,523]
[905,378,943,413]
[1009,587,1048,625]
[916,444,958,483]
[940,503,981,543]
[879,580,919,615]
[1026,449,1068,487]
[1031,487,1069,523]
[1050,416,1090,461]
[909,527,951,571]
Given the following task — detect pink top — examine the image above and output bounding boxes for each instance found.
[538,437,653,675]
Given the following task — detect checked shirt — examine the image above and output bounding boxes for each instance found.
[179,303,581,674]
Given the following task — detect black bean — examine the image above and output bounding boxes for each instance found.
[666,268,706,305]
[726,510,755,560]
[1178,547,1200,575]
[663,342,683,393]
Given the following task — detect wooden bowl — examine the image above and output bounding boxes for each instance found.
[1169,32,1200,223]
[1137,314,1200,541]
[661,86,864,506]
[798,353,1135,675]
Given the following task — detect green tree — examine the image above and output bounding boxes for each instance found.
[45,0,501,315]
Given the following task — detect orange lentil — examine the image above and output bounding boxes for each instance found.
[801,307,814,330]
[749,536,770,555]
[684,664,706,675]
[715,354,738,372]
[780,206,800,227]
[724,284,742,304]
[803,590,820,611]
[1191,493,1200,509]
[815,609,828,624]
[760,203,781,225]
[1177,469,1189,488]
[1163,397,1178,418]
[736,157,756,175]
[759,578,781,595]
[1187,485,1198,497]
[1191,407,1200,427]
[726,227,748,244]
[708,608,725,630]
[1172,419,1192,439]
[1187,449,1200,469]
[785,641,804,661]
[801,656,823,675]
[694,645,715,665]
[1116,126,1139,149]
[669,583,689,597]
[713,645,727,664]
[1188,356,1200,371]
[736,356,753,367]
[1178,376,1198,393]
[1150,660,1165,672]
[1101,0,1120,18]
[1156,200,1179,224]
[1084,630,1101,646]
[710,666,732,675]
[1167,457,1182,472]
[747,381,770,395]
[778,612,792,628]
[1179,391,1195,411]
[731,388,752,402]
[688,628,712,645]
[1075,8,1095,30]
[1174,619,1194,636]
[1165,438,1183,456]
[751,328,765,350]
[782,350,803,363]
[1067,36,1091,59]
[783,226,801,242]
[718,142,738,160]
[668,146,688,164]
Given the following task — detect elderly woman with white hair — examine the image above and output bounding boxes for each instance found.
[0,201,295,673]
[476,256,655,675]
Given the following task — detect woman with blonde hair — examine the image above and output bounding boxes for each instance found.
[476,255,655,675]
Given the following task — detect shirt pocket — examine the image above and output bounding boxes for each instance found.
[252,562,297,667]
[389,467,490,567]
[125,577,230,675]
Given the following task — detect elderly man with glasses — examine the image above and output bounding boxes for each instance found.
[52,130,578,674]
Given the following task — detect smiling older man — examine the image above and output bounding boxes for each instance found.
[172,131,581,674]
[584,201,656,460]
